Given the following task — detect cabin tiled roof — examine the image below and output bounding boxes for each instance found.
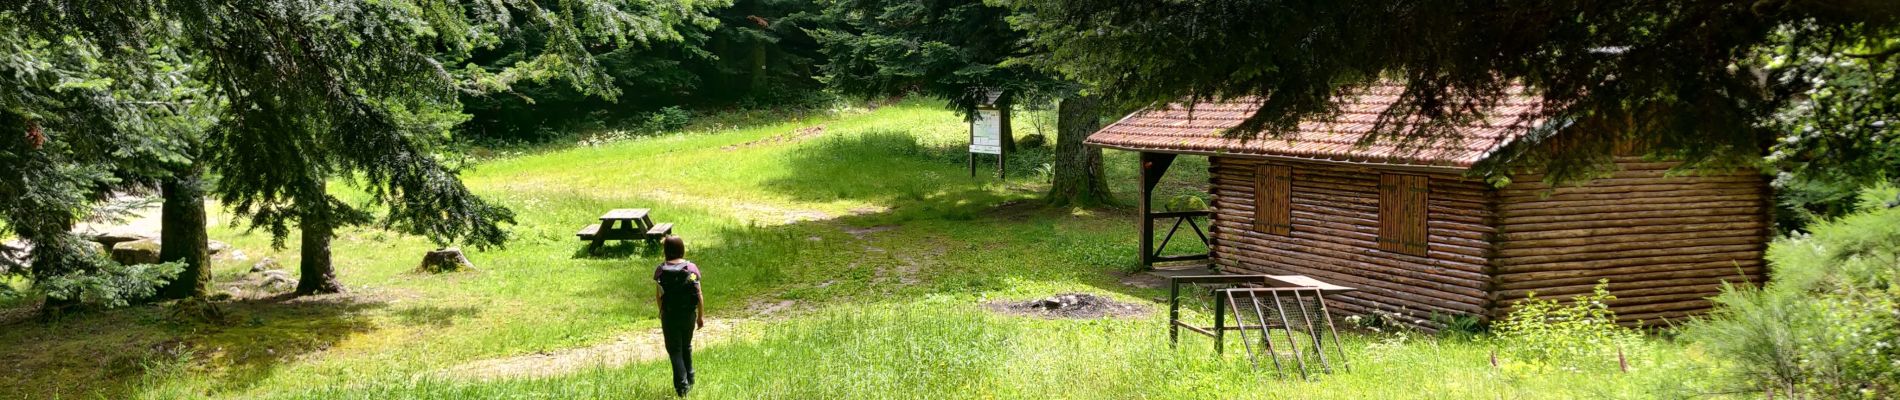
[1086,85,1544,169]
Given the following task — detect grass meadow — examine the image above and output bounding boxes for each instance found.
[0,100,1730,399]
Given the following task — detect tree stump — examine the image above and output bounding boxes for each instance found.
[418,247,476,273]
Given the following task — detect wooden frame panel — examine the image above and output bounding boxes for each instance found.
[1378,174,1430,256]
[1254,164,1293,235]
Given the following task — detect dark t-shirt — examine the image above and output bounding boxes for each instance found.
[653,260,701,286]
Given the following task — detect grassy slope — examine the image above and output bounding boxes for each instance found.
[0,100,1718,399]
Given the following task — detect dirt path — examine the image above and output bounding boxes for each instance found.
[439,319,743,380]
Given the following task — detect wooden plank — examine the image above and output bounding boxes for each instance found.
[600,208,650,221]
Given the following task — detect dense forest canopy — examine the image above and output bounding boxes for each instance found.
[1005,0,1900,189]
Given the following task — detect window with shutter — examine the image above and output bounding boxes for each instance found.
[1378,174,1429,256]
[1253,165,1292,235]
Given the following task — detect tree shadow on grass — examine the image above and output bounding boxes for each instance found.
[0,292,386,398]
[568,241,658,260]
[760,130,1054,206]
[395,304,481,328]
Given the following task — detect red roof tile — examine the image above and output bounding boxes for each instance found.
[1086,85,1544,169]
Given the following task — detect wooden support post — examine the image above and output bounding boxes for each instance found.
[1169,281,1181,348]
[1138,152,1178,269]
[1212,288,1227,355]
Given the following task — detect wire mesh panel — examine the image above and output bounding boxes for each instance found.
[1221,288,1349,379]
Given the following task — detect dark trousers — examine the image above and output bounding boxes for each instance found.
[660,312,696,394]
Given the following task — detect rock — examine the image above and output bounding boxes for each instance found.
[258,269,295,291]
[417,247,475,273]
[207,240,228,255]
[110,239,163,266]
[250,257,279,273]
[91,231,153,247]
[227,249,248,262]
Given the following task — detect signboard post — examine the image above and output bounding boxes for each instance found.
[969,105,1005,178]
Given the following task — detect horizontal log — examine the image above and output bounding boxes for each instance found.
[1498,264,1764,290]
[1495,235,1764,258]
[1494,274,1761,299]
[1498,194,1760,212]
[1505,175,1763,191]
[1500,206,1764,225]
[1218,257,1487,315]
[1497,243,1764,266]
[1499,200,1764,219]
[1497,259,1764,282]
[1210,184,1492,225]
[1511,168,1751,181]
[1214,216,1493,265]
[1496,289,1725,311]
[1499,221,1767,242]
[1219,230,1491,284]
[1289,172,1492,198]
[1225,205,1494,242]
[1502,215,1766,233]
[1500,228,1764,249]
[1217,238,1491,296]
[1499,181,1761,197]
[1214,215,1492,260]
[1500,187,1764,203]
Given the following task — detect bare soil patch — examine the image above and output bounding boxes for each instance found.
[722,125,826,151]
[987,293,1150,319]
[441,319,739,380]
[842,225,896,239]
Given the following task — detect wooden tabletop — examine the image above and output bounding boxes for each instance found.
[1263,275,1356,293]
[600,208,650,221]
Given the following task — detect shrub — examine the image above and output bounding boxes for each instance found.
[1493,280,1643,372]
[40,259,183,309]
[1017,134,1047,149]
[639,106,693,133]
[1685,185,1900,399]
[1430,313,1487,341]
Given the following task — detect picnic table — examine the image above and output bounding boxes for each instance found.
[576,208,674,252]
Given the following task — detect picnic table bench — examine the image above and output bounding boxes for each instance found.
[576,208,675,252]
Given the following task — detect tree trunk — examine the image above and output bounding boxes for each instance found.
[1047,95,1112,206]
[998,101,1017,153]
[157,164,210,300]
[295,182,345,295]
[750,41,768,94]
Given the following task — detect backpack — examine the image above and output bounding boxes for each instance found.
[656,262,700,313]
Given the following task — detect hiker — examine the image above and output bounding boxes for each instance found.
[654,235,704,396]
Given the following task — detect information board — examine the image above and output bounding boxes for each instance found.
[969,109,1002,155]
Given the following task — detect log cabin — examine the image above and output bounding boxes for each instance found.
[1086,86,1771,329]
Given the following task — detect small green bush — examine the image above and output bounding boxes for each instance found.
[40,259,183,309]
[1017,134,1047,149]
[1493,280,1643,372]
[639,106,693,133]
[1686,185,1900,399]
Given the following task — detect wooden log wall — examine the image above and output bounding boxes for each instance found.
[1494,157,1770,326]
[1207,157,1499,331]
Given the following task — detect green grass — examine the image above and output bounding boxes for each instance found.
[0,99,1719,399]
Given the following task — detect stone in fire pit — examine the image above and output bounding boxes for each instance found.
[987,293,1148,319]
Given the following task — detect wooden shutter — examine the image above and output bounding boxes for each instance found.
[1378,174,1429,256]
[1253,164,1292,235]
